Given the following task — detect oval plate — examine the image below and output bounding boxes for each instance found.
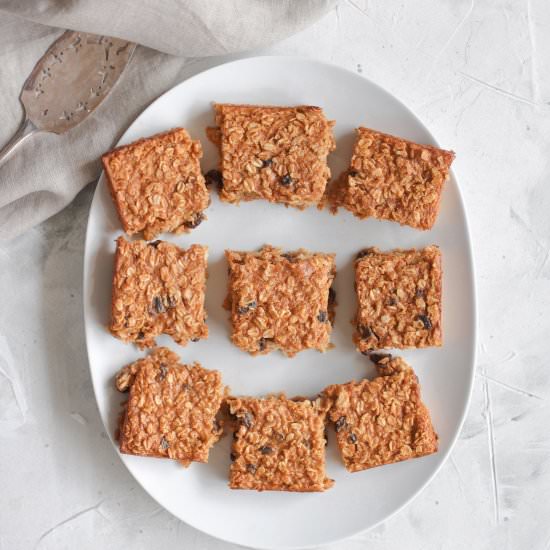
[83,56,476,549]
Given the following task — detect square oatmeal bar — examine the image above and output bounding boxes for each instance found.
[116,347,225,464]
[207,104,335,208]
[324,354,438,472]
[110,237,208,349]
[329,127,455,230]
[102,128,209,240]
[227,395,333,491]
[354,246,442,352]
[224,246,336,356]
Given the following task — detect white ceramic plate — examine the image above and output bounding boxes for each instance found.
[84,56,476,549]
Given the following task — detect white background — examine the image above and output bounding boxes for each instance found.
[1,1,549,549]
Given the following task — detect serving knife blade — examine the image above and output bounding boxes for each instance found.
[0,31,136,166]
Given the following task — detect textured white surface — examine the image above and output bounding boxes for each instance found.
[1,1,550,548]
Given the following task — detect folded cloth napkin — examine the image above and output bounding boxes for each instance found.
[0,0,337,240]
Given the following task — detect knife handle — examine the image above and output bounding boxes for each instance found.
[0,119,38,167]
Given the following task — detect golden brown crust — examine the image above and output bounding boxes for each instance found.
[328,127,455,230]
[224,245,336,356]
[353,246,442,352]
[205,126,221,147]
[102,128,210,240]
[110,237,208,349]
[117,347,225,463]
[227,395,333,492]
[324,355,438,472]
[210,104,335,208]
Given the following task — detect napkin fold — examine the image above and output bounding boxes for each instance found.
[0,0,337,239]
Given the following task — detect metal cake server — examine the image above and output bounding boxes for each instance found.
[0,31,136,166]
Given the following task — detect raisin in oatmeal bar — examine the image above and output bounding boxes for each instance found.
[354,246,442,352]
[328,127,455,230]
[116,347,226,464]
[227,395,333,491]
[207,104,335,208]
[224,246,336,356]
[102,128,209,240]
[110,237,208,349]
[324,354,438,472]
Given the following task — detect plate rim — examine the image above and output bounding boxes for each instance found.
[83,54,478,550]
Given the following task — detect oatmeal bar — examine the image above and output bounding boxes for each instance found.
[110,237,208,349]
[116,347,225,464]
[224,246,336,356]
[102,128,209,240]
[329,127,455,230]
[227,395,333,491]
[324,354,438,472]
[207,104,335,208]
[354,246,442,352]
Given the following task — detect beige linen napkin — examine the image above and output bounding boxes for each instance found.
[0,0,337,239]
